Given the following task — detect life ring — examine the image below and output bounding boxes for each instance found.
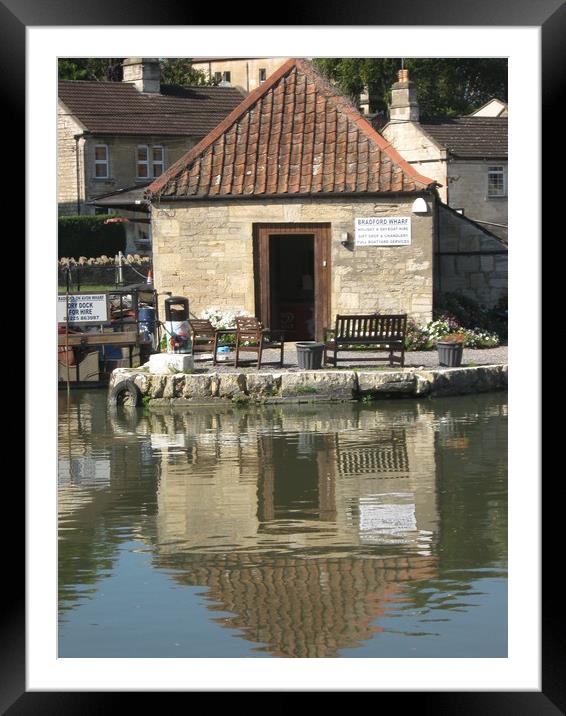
[108,378,143,408]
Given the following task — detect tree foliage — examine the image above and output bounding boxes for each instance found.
[58,215,126,259]
[313,58,507,118]
[58,58,217,86]
[58,58,125,82]
[159,59,217,86]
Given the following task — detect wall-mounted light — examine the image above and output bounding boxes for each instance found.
[340,231,354,250]
[411,197,428,214]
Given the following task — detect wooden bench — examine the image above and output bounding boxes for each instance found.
[323,314,407,367]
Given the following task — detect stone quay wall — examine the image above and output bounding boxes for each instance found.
[110,364,507,406]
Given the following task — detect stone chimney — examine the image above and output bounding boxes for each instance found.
[122,58,161,94]
[389,68,419,122]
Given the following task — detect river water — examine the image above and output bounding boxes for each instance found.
[58,391,507,658]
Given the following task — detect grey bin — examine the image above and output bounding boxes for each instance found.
[437,343,464,367]
[296,342,325,370]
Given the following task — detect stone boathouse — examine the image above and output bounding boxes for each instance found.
[147,58,441,341]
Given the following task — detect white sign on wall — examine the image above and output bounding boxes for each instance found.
[57,294,108,324]
[355,217,412,246]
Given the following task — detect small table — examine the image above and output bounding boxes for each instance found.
[213,328,236,365]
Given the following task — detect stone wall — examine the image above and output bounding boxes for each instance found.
[58,256,152,286]
[191,58,289,94]
[151,195,435,325]
[381,121,448,201]
[57,103,86,215]
[447,160,508,242]
[436,204,507,307]
[110,364,508,404]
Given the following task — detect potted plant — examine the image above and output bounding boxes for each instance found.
[436,332,465,367]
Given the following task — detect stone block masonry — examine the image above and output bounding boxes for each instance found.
[152,195,435,325]
[436,204,507,307]
[110,364,507,406]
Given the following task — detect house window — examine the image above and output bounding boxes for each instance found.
[94,145,109,178]
[152,146,164,177]
[487,166,506,197]
[214,71,231,84]
[259,68,267,83]
[137,145,150,178]
[137,145,165,179]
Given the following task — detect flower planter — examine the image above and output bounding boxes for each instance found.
[437,342,464,367]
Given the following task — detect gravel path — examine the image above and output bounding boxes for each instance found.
[193,343,508,373]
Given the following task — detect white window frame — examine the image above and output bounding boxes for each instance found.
[151,145,164,178]
[487,166,506,198]
[222,71,231,83]
[259,68,267,84]
[136,145,150,180]
[137,144,165,180]
[93,144,109,179]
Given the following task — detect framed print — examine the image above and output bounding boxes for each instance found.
[10,0,559,708]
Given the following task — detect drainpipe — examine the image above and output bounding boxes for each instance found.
[434,189,442,297]
[246,61,249,92]
[74,132,84,215]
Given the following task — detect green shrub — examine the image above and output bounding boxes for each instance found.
[58,215,126,259]
[435,292,507,342]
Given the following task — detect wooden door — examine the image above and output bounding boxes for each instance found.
[253,223,331,341]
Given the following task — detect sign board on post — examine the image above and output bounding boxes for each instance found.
[57,294,109,324]
[355,217,412,246]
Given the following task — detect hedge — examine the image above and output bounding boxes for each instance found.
[58,215,126,259]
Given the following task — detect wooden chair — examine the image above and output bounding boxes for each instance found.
[188,319,217,357]
[188,319,235,364]
[234,317,285,369]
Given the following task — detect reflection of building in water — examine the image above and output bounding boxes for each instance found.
[149,404,440,656]
[165,552,437,658]
[332,412,438,547]
[152,405,438,554]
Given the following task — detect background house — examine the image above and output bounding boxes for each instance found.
[469,97,508,117]
[382,70,508,243]
[57,57,244,252]
[190,57,290,94]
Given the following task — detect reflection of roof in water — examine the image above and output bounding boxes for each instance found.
[158,552,437,658]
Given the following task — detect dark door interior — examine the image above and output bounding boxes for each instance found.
[269,234,315,341]
[253,223,331,341]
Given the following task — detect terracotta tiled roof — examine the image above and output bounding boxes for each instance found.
[148,59,435,200]
[58,80,245,137]
[164,553,437,658]
[420,117,508,159]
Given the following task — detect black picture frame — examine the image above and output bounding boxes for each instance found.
[13,0,558,709]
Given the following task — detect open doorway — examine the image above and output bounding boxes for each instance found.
[253,223,331,341]
[269,234,314,341]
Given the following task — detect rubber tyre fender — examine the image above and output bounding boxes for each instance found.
[108,378,143,408]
